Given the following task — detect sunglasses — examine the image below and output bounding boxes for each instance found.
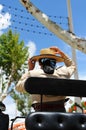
[39,58,56,68]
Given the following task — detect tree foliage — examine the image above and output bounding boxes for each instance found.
[11,91,32,116]
[0,30,30,116]
[0,30,28,82]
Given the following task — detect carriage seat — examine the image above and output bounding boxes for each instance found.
[24,77,86,130]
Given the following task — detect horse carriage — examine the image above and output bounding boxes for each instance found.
[10,77,86,130]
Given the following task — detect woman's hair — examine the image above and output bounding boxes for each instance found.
[39,58,56,74]
[0,102,6,111]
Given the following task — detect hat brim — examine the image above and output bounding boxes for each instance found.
[31,54,64,62]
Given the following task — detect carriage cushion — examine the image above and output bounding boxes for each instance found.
[25,112,86,130]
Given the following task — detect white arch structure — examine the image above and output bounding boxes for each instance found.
[20,0,86,54]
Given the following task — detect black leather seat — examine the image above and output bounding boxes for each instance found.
[24,77,86,130]
[0,112,9,130]
[25,112,86,130]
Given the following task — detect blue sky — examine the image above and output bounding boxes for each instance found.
[0,0,86,119]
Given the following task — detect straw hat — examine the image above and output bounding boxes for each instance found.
[31,48,64,62]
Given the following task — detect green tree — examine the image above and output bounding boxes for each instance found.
[11,91,32,116]
[0,30,28,82]
[0,30,31,115]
